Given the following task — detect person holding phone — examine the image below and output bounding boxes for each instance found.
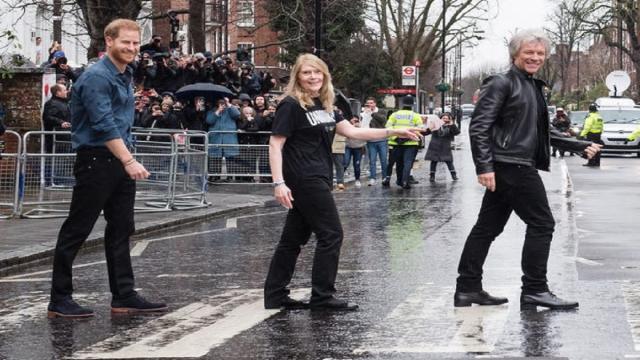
[264,53,422,311]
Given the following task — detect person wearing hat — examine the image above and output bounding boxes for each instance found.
[551,107,572,157]
[48,53,78,83]
[580,103,604,166]
[384,95,423,189]
[238,93,252,108]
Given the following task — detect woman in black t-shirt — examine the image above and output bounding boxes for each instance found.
[264,53,421,311]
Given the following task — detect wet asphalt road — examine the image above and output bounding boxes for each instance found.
[1,136,640,359]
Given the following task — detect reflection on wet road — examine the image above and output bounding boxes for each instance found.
[1,149,640,359]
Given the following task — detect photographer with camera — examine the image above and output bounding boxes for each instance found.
[206,97,240,182]
[140,34,167,54]
[240,62,262,98]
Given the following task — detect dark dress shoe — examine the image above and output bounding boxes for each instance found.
[48,298,95,318]
[264,296,309,310]
[381,177,390,187]
[111,293,168,314]
[309,298,359,311]
[402,183,411,189]
[454,290,509,307]
[520,291,579,310]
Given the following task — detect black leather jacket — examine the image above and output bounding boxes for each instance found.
[470,65,591,175]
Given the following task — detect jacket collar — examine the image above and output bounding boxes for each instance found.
[510,64,547,87]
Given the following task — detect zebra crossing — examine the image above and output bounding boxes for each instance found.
[1,281,638,358]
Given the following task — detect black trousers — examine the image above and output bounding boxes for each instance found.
[586,133,602,166]
[394,145,418,185]
[264,177,344,306]
[430,160,455,173]
[50,148,136,302]
[456,163,555,294]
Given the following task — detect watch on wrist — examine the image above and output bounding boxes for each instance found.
[273,180,285,188]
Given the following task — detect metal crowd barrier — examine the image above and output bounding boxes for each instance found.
[173,131,209,209]
[20,131,76,218]
[0,130,21,218]
[130,132,177,212]
[206,130,271,184]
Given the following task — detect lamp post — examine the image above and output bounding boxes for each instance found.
[314,0,322,55]
[441,0,446,113]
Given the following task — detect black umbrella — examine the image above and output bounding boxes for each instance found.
[175,83,235,103]
[334,90,354,119]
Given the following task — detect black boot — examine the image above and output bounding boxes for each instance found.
[429,172,435,183]
[451,171,458,181]
[520,291,579,310]
[454,290,508,307]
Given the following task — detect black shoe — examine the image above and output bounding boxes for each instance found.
[520,291,579,310]
[429,174,436,183]
[402,182,411,189]
[111,294,168,314]
[451,172,458,181]
[381,177,390,187]
[47,298,95,318]
[454,290,509,307]
[409,176,419,185]
[265,296,309,310]
[310,298,359,311]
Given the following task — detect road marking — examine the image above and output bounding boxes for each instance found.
[572,256,603,266]
[2,260,106,280]
[73,288,309,359]
[130,240,150,257]
[0,293,100,334]
[156,273,239,278]
[622,282,640,351]
[0,278,51,283]
[354,285,512,355]
[225,218,237,228]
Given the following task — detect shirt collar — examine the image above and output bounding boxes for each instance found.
[102,55,133,77]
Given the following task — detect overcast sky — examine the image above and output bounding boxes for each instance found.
[462,0,556,75]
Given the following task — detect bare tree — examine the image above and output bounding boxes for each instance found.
[544,0,590,97]
[368,0,489,85]
[568,0,640,97]
[1,0,143,59]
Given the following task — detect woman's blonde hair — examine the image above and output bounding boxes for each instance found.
[284,53,334,112]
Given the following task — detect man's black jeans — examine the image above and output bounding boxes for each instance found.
[264,177,343,307]
[456,163,555,294]
[50,148,136,302]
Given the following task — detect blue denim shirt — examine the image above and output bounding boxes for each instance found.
[69,56,134,150]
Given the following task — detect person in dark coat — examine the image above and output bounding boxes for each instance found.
[425,112,460,182]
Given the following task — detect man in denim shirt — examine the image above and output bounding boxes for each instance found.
[48,19,167,318]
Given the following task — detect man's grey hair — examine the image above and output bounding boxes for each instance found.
[508,29,551,62]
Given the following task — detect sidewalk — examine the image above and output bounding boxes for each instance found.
[0,185,274,275]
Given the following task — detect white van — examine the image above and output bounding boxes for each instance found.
[591,96,640,156]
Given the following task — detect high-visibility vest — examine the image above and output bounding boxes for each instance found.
[580,112,604,137]
[628,126,640,141]
[385,109,422,146]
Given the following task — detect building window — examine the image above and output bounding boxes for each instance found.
[237,42,254,63]
[237,0,254,27]
[209,0,225,25]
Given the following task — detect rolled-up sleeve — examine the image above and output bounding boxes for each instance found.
[81,73,121,142]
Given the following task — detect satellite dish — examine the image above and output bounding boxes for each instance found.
[605,71,631,97]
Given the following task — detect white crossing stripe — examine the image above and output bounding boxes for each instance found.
[622,282,640,351]
[130,240,150,257]
[2,260,106,279]
[354,285,512,354]
[225,218,237,228]
[72,288,309,359]
[0,293,101,334]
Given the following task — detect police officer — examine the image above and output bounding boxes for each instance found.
[384,95,423,189]
[580,103,604,167]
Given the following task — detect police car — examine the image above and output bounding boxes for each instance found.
[593,97,640,156]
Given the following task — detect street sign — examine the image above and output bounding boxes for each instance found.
[402,66,416,86]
